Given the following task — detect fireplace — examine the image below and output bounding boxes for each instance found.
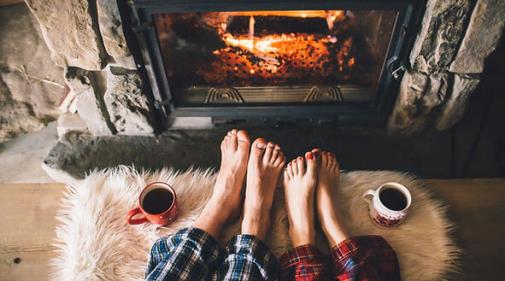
[123,0,424,122]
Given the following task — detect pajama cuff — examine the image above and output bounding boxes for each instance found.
[226,234,277,267]
[279,244,323,269]
[331,235,387,261]
[172,227,221,260]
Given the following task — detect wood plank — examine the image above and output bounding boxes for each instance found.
[0,179,504,280]
[0,183,65,281]
[423,178,505,281]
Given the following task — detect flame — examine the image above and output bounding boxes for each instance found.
[223,33,294,53]
[197,11,356,84]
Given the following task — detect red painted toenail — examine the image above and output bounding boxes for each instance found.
[306,153,313,160]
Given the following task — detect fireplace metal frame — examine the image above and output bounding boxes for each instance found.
[122,0,425,124]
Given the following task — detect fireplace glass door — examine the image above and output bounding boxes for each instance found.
[152,10,398,106]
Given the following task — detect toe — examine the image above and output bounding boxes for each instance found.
[283,168,291,187]
[251,138,267,160]
[230,129,238,135]
[305,152,317,175]
[274,150,285,167]
[311,148,321,159]
[320,151,327,168]
[270,145,280,164]
[237,130,250,151]
[331,154,340,171]
[328,152,336,165]
[229,132,238,150]
[291,159,298,174]
[237,130,250,143]
[264,142,275,164]
[297,156,305,174]
[286,162,294,178]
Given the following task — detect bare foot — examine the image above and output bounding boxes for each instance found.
[313,149,349,247]
[242,138,285,240]
[283,152,317,247]
[193,129,250,239]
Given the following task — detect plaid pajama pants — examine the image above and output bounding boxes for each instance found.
[146,227,401,281]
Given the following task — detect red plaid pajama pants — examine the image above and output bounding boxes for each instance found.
[279,236,401,281]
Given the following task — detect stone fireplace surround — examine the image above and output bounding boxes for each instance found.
[25,0,505,137]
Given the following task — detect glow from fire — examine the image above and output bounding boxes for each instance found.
[198,10,357,84]
[222,34,294,53]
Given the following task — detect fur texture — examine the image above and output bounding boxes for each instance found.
[51,166,459,281]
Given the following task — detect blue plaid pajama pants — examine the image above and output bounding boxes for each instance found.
[146,227,278,281]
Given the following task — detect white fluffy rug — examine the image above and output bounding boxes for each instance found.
[51,166,459,281]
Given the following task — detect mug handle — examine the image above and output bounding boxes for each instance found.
[362,189,376,206]
[127,207,149,225]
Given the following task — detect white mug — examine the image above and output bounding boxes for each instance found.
[362,182,412,227]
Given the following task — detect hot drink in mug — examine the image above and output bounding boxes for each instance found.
[363,182,412,227]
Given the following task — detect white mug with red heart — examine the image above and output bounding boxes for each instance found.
[362,182,412,227]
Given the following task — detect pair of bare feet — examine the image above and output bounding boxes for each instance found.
[193,129,349,247]
[283,150,349,248]
[193,129,285,240]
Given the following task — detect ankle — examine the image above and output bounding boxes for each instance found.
[289,227,316,247]
[192,213,225,240]
[241,215,270,240]
[322,223,349,247]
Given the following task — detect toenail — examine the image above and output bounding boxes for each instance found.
[297,156,303,160]
[275,145,281,150]
[256,143,266,149]
[268,142,275,147]
[306,152,313,160]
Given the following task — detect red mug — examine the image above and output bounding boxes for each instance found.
[127,182,177,226]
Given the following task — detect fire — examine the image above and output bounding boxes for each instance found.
[193,10,357,85]
[198,31,356,85]
[223,34,289,53]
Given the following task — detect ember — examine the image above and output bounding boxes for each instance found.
[154,9,396,100]
[199,32,355,85]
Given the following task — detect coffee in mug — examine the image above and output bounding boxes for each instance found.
[127,182,177,226]
[142,188,174,214]
[363,182,412,227]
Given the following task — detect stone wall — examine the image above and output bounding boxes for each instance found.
[388,0,505,135]
[20,0,505,137]
[0,4,64,142]
[25,0,156,137]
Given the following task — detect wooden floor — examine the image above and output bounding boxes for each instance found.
[0,179,504,281]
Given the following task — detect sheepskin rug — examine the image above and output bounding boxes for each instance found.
[51,166,459,281]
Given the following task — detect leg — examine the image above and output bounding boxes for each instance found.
[280,151,328,281]
[218,138,285,281]
[145,129,250,281]
[313,150,349,247]
[314,150,401,281]
[193,129,250,239]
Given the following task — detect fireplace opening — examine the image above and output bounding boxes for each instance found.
[126,1,423,121]
[154,10,396,105]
